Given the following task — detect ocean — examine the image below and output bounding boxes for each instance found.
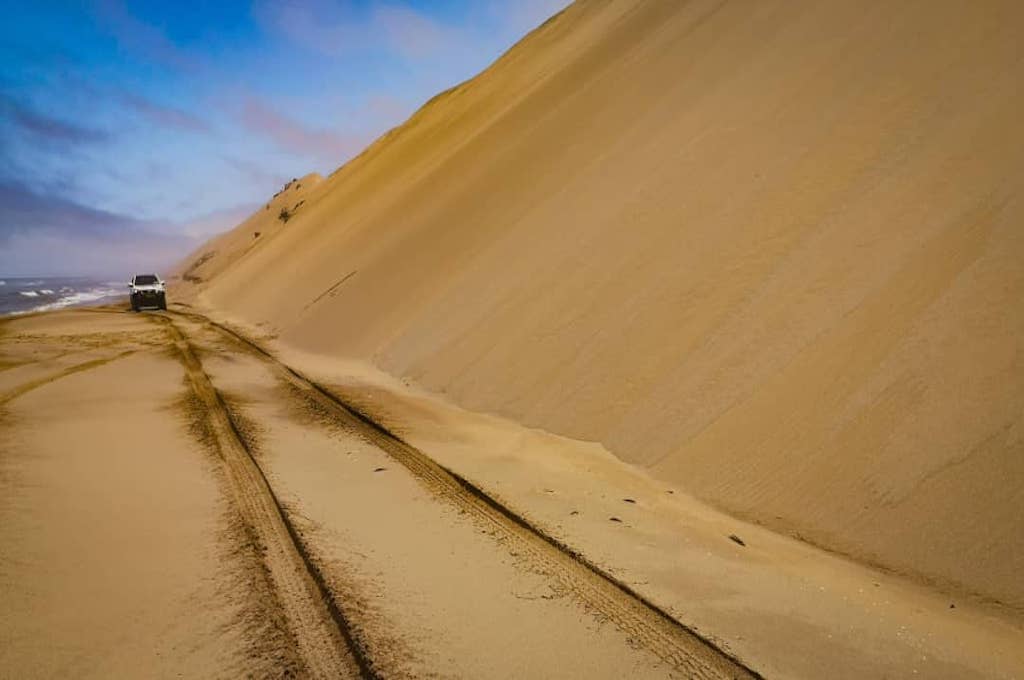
[0,277,127,316]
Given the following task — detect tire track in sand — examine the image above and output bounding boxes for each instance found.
[0,351,136,406]
[171,310,761,680]
[162,318,370,680]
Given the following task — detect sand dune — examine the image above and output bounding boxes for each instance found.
[175,172,324,289]
[174,0,1024,615]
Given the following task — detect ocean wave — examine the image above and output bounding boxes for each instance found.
[27,287,123,313]
[1,278,126,316]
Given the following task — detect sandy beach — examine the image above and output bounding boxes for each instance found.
[1,308,751,678]
[1,307,1021,678]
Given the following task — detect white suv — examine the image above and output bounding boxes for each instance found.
[129,274,167,311]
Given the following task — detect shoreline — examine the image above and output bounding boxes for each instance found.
[0,276,126,317]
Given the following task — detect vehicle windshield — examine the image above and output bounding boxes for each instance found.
[134,275,159,285]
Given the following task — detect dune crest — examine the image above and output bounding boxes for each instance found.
[175,0,1024,610]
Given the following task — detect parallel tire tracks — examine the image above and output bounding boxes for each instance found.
[162,318,370,680]
[170,310,762,680]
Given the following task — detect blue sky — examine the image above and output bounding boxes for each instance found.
[0,0,569,276]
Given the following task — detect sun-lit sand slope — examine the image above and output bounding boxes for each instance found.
[174,172,324,288]
[176,0,1024,609]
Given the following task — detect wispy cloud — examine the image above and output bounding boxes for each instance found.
[179,203,258,239]
[364,94,412,122]
[119,92,210,133]
[94,0,201,72]
[224,156,291,191]
[253,0,457,59]
[0,179,232,276]
[253,0,364,57]
[0,96,109,145]
[238,97,366,163]
[0,179,162,242]
[375,5,450,58]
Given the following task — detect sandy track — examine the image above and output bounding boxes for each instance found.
[161,317,366,679]
[169,310,759,680]
[1,310,282,676]
[0,350,135,405]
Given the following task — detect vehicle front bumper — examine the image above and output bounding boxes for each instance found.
[132,290,165,307]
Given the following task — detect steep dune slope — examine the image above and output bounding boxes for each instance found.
[180,0,1024,609]
[172,173,324,290]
